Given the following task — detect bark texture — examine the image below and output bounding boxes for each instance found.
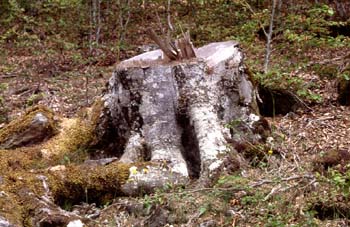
[95,41,262,189]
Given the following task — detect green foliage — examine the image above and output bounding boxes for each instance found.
[255,69,322,103]
[327,169,350,197]
[198,205,208,217]
[241,193,264,205]
[26,93,44,107]
[311,64,338,79]
[282,4,350,49]
[216,174,249,188]
[44,0,82,9]
[341,71,350,81]
[143,192,166,215]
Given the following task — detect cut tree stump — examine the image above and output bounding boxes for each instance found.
[0,41,268,225]
[93,40,263,193]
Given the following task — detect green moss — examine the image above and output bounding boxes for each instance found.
[0,147,41,173]
[44,98,105,165]
[51,119,94,156]
[0,163,50,226]
[48,162,131,208]
[0,188,23,226]
[0,98,125,223]
[89,98,104,126]
[0,105,58,148]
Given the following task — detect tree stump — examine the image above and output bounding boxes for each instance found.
[0,41,268,226]
[93,41,263,193]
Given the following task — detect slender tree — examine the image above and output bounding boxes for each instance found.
[263,0,278,73]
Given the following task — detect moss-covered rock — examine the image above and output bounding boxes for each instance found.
[0,105,58,149]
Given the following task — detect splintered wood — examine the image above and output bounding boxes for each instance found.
[146,28,196,61]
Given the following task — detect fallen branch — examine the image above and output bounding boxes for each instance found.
[251,173,316,188]
[263,182,299,201]
[286,90,313,112]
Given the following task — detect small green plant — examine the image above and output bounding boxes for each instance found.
[241,193,263,206]
[61,155,71,165]
[328,169,350,197]
[62,200,73,211]
[143,191,167,215]
[198,205,208,217]
[26,93,44,107]
[265,215,285,227]
[341,72,350,81]
[216,174,249,189]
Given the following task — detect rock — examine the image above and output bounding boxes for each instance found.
[0,106,58,149]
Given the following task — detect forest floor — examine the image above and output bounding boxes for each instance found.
[1,19,350,227]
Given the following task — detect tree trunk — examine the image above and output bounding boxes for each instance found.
[93,41,263,192]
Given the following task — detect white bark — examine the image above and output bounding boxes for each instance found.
[263,0,278,73]
[100,41,261,190]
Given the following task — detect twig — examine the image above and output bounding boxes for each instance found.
[286,90,313,112]
[164,174,315,195]
[171,186,244,196]
[251,174,315,188]
[0,74,17,79]
[186,210,201,226]
[118,0,131,43]
[292,151,301,169]
[250,179,274,187]
[263,185,282,201]
[264,182,299,201]
[167,0,173,33]
[280,174,314,181]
